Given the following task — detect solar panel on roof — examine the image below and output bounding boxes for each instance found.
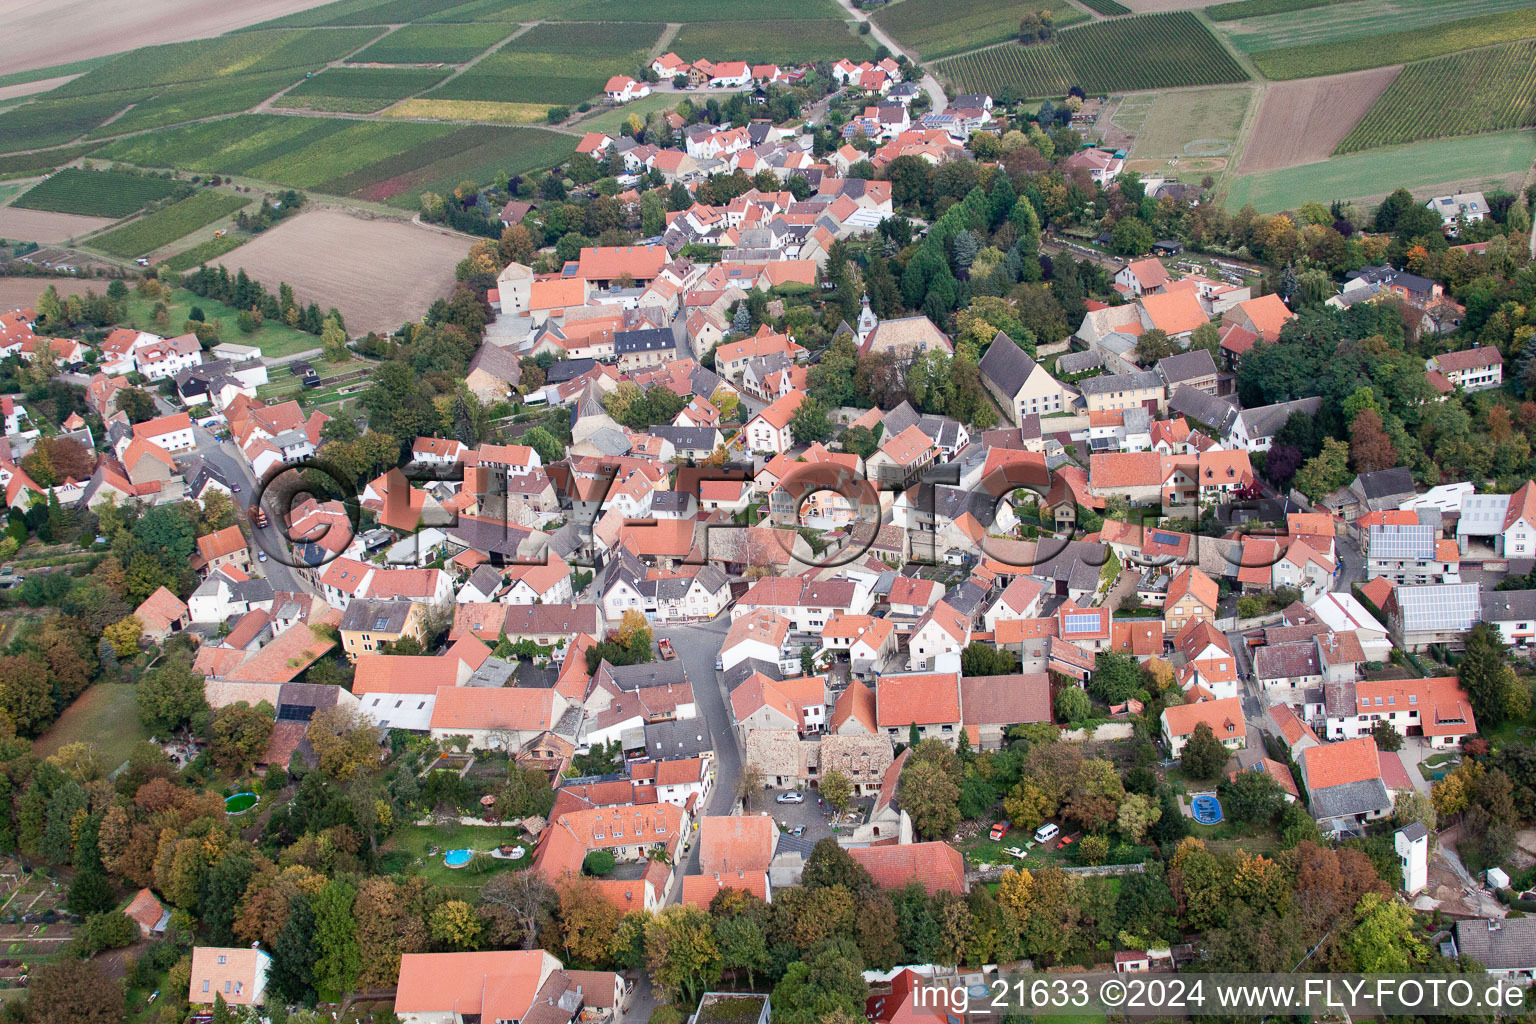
[1151,531,1180,545]
[1367,524,1433,560]
[1064,613,1101,634]
[277,705,314,722]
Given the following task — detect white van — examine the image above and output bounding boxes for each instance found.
[1033,823,1060,844]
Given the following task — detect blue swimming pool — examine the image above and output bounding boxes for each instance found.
[1191,794,1223,824]
[444,848,473,867]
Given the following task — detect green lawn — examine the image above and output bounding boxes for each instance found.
[34,683,149,773]
[121,286,319,357]
[576,91,686,135]
[1226,129,1536,213]
[380,821,533,886]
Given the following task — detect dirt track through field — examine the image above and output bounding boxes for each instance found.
[0,0,346,76]
[1237,66,1400,173]
[210,207,471,336]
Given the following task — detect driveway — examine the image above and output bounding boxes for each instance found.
[1394,738,1438,796]
[762,791,836,846]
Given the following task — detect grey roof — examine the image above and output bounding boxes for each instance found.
[614,326,675,355]
[600,659,689,691]
[1237,397,1322,441]
[547,358,597,385]
[1054,348,1103,375]
[689,365,725,398]
[1076,368,1163,396]
[446,517,535,559]
[1398,820,1429,842]
[1481,589,1536,622]
[1310,777,1393,822]
[650,425,721,450]
[466,343,522,384]
[1393,582,1481,633]
[1323,679,1358,718]
[978,333,1039,398]
[1458,492,1510,537]
[881,400,921,436]
[465,657,518,687]
[651,491,695,513]
[1454,918,1536,972]
[723,658,781,691]
[1155,349,1218,386]
[338,598,415,634]
[943,580,987,617]
[231,577,275,605]
[916,414,966,450]
[1355,466,1416,501]
[465,564,504,598]
[644,717,713,759]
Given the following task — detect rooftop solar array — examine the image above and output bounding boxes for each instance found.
[1367,524,1434,561]
[1064,613,1102,635]
[1398,583,1480,632]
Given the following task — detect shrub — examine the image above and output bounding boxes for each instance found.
[584,850,616,875]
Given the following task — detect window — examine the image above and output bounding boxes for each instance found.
[218,955,227,965]
[203,981,211,993]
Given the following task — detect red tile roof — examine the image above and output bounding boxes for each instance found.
[875,672,961,727]
[849,842,966,896]
[1303,736,1380,790]
[700,815,775,874]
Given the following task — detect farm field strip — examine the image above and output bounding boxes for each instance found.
[1226,129,1536,213]
[1235,66,1399,173]
[670,20,873,64]
[1335,38,1536,151]
[1076,0,1132,14]
[315,123,575,206]
[85,191,250,258]
[160,233,249,272]
[0,94,136,154]
[279,66,454,113]
[428,21,662,105]
[349,22,512,63]
[12,168,181,217]
[935,12,1248,97]
[380,98,551,121]
[1223,0,1532,51]
[1247,5,1536,78]
[241,120,455,189]
[82,71,304,138]
[96,115,360,176]
[0,208,114,246]
[874,0,1088,59]
[1207,0,1349,17]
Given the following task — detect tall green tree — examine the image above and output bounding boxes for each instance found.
[1459,622,1531,726]
[312,880,361,996]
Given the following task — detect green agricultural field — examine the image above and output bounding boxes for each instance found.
[0,145,101,177]
[86,191,250,258]
[577,91,685,134]
[316,123,575,206]
[83,71,302,138]
[670,20,873,64]
[0,94,134,153]
[279,66,452,112]
[11,168,182,217]
[433,0,844,19]
[260,0,495,27]
[935,12,1248,97]
[1129,86,1251,158]
[0,56,113,90]
[1224,0,1533,51]
[1207,0,1347,18]
[349,23,511,63]
[429,21,662,105]
[1246,4,1536,77]
[50,28,381,98]
[241,121,454,188]
[1227,130,1536,213]
[1337,39,1536,152]
[1076,0,1131,14]
[874,0,1088,60]
[95,115,355,175]
[160,233,249,272]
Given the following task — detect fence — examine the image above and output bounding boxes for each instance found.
[1059,722,1135,742]
[966,861,1145,884]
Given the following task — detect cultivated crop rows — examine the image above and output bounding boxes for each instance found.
[12,169,181,217]
[1336,38,1536,152]
[87,191,250,258]
[1076,0,1132,16]
[936,12,1247,97]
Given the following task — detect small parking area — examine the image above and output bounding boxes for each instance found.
[762,790,838,844]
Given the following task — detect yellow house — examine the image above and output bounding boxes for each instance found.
[1164,566,1219,633]
[338,599,427,661]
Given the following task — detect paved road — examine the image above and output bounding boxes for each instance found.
[653,617,742,880]
[831,0,946,115]
[184,425,313,596]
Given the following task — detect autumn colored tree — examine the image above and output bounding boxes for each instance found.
[1347,409,1396,474]
[1180,721,1229,780]
[0,653,55,736]
[644,905,722,1006]
[209,701,276,774]
[557,874,623,967]
[430,899,482,950]
[23,959,121,1024]
[305,704,382,781]
[820,770,852,814]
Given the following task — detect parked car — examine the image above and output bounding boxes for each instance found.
[776,791,804,804]
[1004,846,1028,860]
[989,820,1011,841]
[257,551,268,563]
[1034,823,1060,844]
[790,825,806,837]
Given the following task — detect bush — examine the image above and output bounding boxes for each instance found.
[583,850,616,875]
[547,106,570,123]
[72,911,137,957]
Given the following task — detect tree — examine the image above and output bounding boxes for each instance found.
[1348,409,1397,474]
[522,426,564,464]
[961,642,1016,676]
[136,651,208,736]
[1346,891,1426,972]
[789,397,832,445]
[1369,718,1404,753]
[210,701,276,774]
[1115,792,1161,843]
[306,704,382,781]
[1111,217,1153,256]
[23,959,121,1024]
[644,905,721,1006]
[557,875,623,967]
[770,938,866,1024]
[320,316,348,363]
[312,879,361,996]
[1179,721,1228,780]
[1088,652,1142,704]
[738,762,764,810]
[1391,790,1437,839]
[898,755,960,840]
[1460,622,1531,726]
[714,914,770,987]
[1293,437,1350,502]
[1133,328,1175,363]
[821,770,852,814]
[1055,686,1091,724]
[480,870,556,950]
[430,900,483,950]
[0,654,53,737]
[1220,767,1284,824]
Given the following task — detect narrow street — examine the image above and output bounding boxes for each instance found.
[830,0,947,115]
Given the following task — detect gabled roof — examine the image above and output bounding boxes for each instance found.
[1303,735,1380,789]
[978,334,1040,398]
[1162,696,1243,738]
[849,842,966,896]
[699,815,775,873]
[875,672,961,727]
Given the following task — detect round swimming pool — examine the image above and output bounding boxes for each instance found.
[1191,794,1223,825]
[224,792,258,814]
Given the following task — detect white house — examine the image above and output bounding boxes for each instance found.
[604,76,651,103]
[1426,191,1487,231]
[744,393,800,455]
[130,412,195,453]
[1396,822,1429,895]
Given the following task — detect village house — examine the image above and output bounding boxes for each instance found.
[1160,697,1245,758]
